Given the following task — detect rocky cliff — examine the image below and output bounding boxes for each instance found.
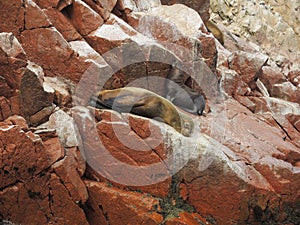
[0,0,299,225]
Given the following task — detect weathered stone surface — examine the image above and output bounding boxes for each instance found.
[165,212,209,225]
[0,97,12,121]
[73,107,171,197]
[259,66,287,91]
[0,33,26,59]
[85,14,176,91]
[228,51,268,85]
[85,181,163,225]
[0,125,63,189]
[20,27,90,82]
[161,0,210,21]
[48,109,79,147]
[0,0,25,37]
[185,99,300,224]
[35,0,60,9]
[126,4,217,69]
[57,0,72,11]
[4,115,28,131]
[53,148,88,203]
[44,76,73,107]
[24,0,52,30]
[83,0,117,20]
[44,8,82,41]
[69,0,104,36]
[49,173,89,225]
[270,82,299,103]
[29,105,55,126]
[210,0,300,68]
[288,70,300,87]
[219,67,250,97]
[19,65,54,122]
[116,0,161,12]
[69,40,107,66]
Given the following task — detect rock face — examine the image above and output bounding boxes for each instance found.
[210,0,300,70]
[1,0,300,225]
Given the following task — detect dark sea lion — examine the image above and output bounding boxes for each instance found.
[90,87,194,136]
[165,65,206,116]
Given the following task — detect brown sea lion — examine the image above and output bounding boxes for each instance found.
[90,87,194,136]
[165,65,206,115]
[204,20,224,45]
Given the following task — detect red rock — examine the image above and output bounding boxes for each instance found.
[44,8,82,41]
[288,70,300,87]
[125,4,217,70]
[0,76,13,98]
[235,95,257,112]
[69,0,104,36]
[49,173,89,224]
[219,67,251,97]
[10,94,20,115]
[29,105,55,126]
[73,107,171,196]
[286,114,300,133]
[0,177,51,224]
[83,0,117,20]
[85,181,163,225]
[36,0,60,9]
[69,40,107,65]
[53,148,88,203]
[165,212,209,225]
[272,114,300,149]
[21,27,91,82]
[19,67,54,122]
[57,0,72,11]
[189,99,300,224]
[24,0,51,30]
[5,115,28,131]
[0,96,12,121]
[0,48,27,96]
[44,76,73,107]
[0,0,25,37]
[259,66,287,91]
[270,81,298,103]
[0,125,63,189]
[228,51,268,85]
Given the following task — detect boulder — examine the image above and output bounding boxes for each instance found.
[228,51,268,85]
[82,0,118,20]
[68,0,104,36]
[24,0,52,30]
[161,0,210,21]
[19,63,54,124]
[270,82,299,103]
[85,181,163,225]
[44,8,82,41]
[20,27,90,82]
[0,0,25,37]
[125,4,217,70]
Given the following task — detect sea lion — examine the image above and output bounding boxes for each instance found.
[165,65,206,116]
[90,87,194,136]
[204,20,224,45]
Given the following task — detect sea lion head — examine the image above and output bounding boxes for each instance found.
[180,117,194,137]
